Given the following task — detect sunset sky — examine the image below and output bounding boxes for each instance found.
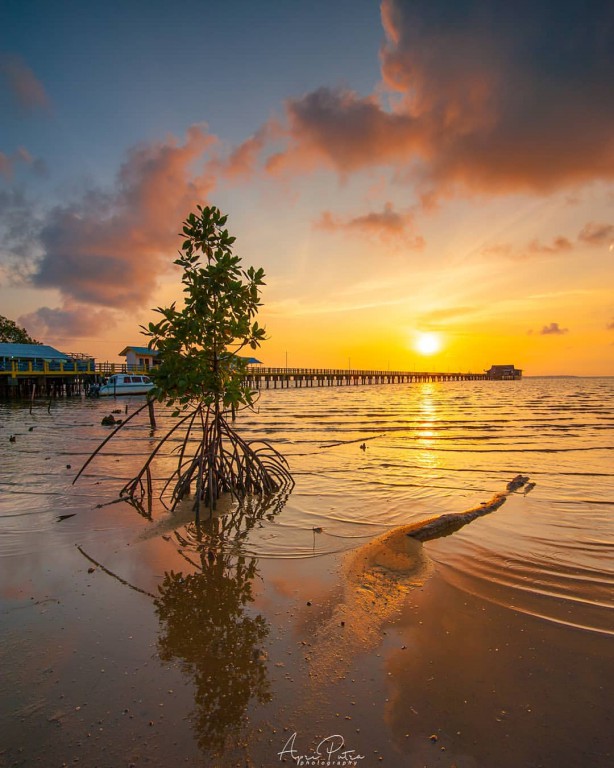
[1,0,613,375]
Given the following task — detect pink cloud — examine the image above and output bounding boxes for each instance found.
[526,237,574,255]
[32,126,216,308]
[19,303,117,339]
[315,202,424,248]
[578,222,614,246]
[217,127,272,179]
[0,54,50,115]
[483,221,613,261]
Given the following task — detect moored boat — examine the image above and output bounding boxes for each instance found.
[97,373,155,396]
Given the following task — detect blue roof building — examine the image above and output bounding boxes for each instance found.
[0,342,69,361]
[0,343,95,383]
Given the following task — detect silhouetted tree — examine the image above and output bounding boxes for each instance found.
[0,315,40,344]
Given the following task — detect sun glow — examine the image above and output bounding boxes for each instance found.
[414,332,442,356]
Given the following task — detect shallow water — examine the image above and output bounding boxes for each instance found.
[2,378,613,630]
[1,377,613,766]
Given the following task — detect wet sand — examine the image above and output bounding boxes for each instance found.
[1,496,612,768]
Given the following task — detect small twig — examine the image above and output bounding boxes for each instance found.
[72,401,150,484]
[319,434,384,449]
[76,545,156,598]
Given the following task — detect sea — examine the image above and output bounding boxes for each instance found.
[0,376,612,766]
[1,376,612,633]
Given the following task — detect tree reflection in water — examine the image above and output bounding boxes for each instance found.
[153,492,289,757]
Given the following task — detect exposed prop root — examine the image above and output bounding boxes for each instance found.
[75,401,294,522]
[121,405,294,519]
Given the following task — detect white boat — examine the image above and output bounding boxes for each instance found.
[98,373,155,396]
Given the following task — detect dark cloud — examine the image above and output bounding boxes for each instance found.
[0,54,50,115]
[0,188,40,282]
[29,127,215,308]
[381,0,614,196]
[242,0,613,199]
[541,322,569,335]
[269,87,420,176]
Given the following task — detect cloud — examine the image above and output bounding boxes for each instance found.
[237,0,613,200]
[29,126,216,308]
[0,189,41,282]
[526,237,574,255]
[315,202,424,247]
[483,221,613,260]
[540,322,569,335]
[216,126,273,179]
[380,0,614,196]
[0,146,47,180]
[267,87,421,176]
[18,304,117,340]
[0,153,11,179]
[0,54,50,115]
[607,320,614,330]
[578,222,614,246]
[15,146,48,177]
[481,237,573,261]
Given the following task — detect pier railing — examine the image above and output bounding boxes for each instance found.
[92,363,486,383]
[0,358,494,383]
[243,367,487,387]
[0,359,96,375]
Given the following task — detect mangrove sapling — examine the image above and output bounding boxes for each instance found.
[74,205,293,521]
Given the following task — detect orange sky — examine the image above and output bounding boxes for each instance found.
[1,1,613,375]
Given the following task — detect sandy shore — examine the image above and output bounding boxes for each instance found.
[1,494,612,768]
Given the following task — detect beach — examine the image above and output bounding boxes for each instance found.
[1,379,612,767]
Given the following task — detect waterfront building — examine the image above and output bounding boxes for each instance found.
[486,364,523,380]
[119,345,160,371]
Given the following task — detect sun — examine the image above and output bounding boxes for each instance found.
[414,332,442,356]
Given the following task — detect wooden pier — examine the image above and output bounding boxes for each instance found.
[243,367,487,389]
[95,363,489,387]
[0,360,509,400]
[0,358,97,399]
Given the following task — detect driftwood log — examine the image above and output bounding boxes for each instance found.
[405,474,532,542]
